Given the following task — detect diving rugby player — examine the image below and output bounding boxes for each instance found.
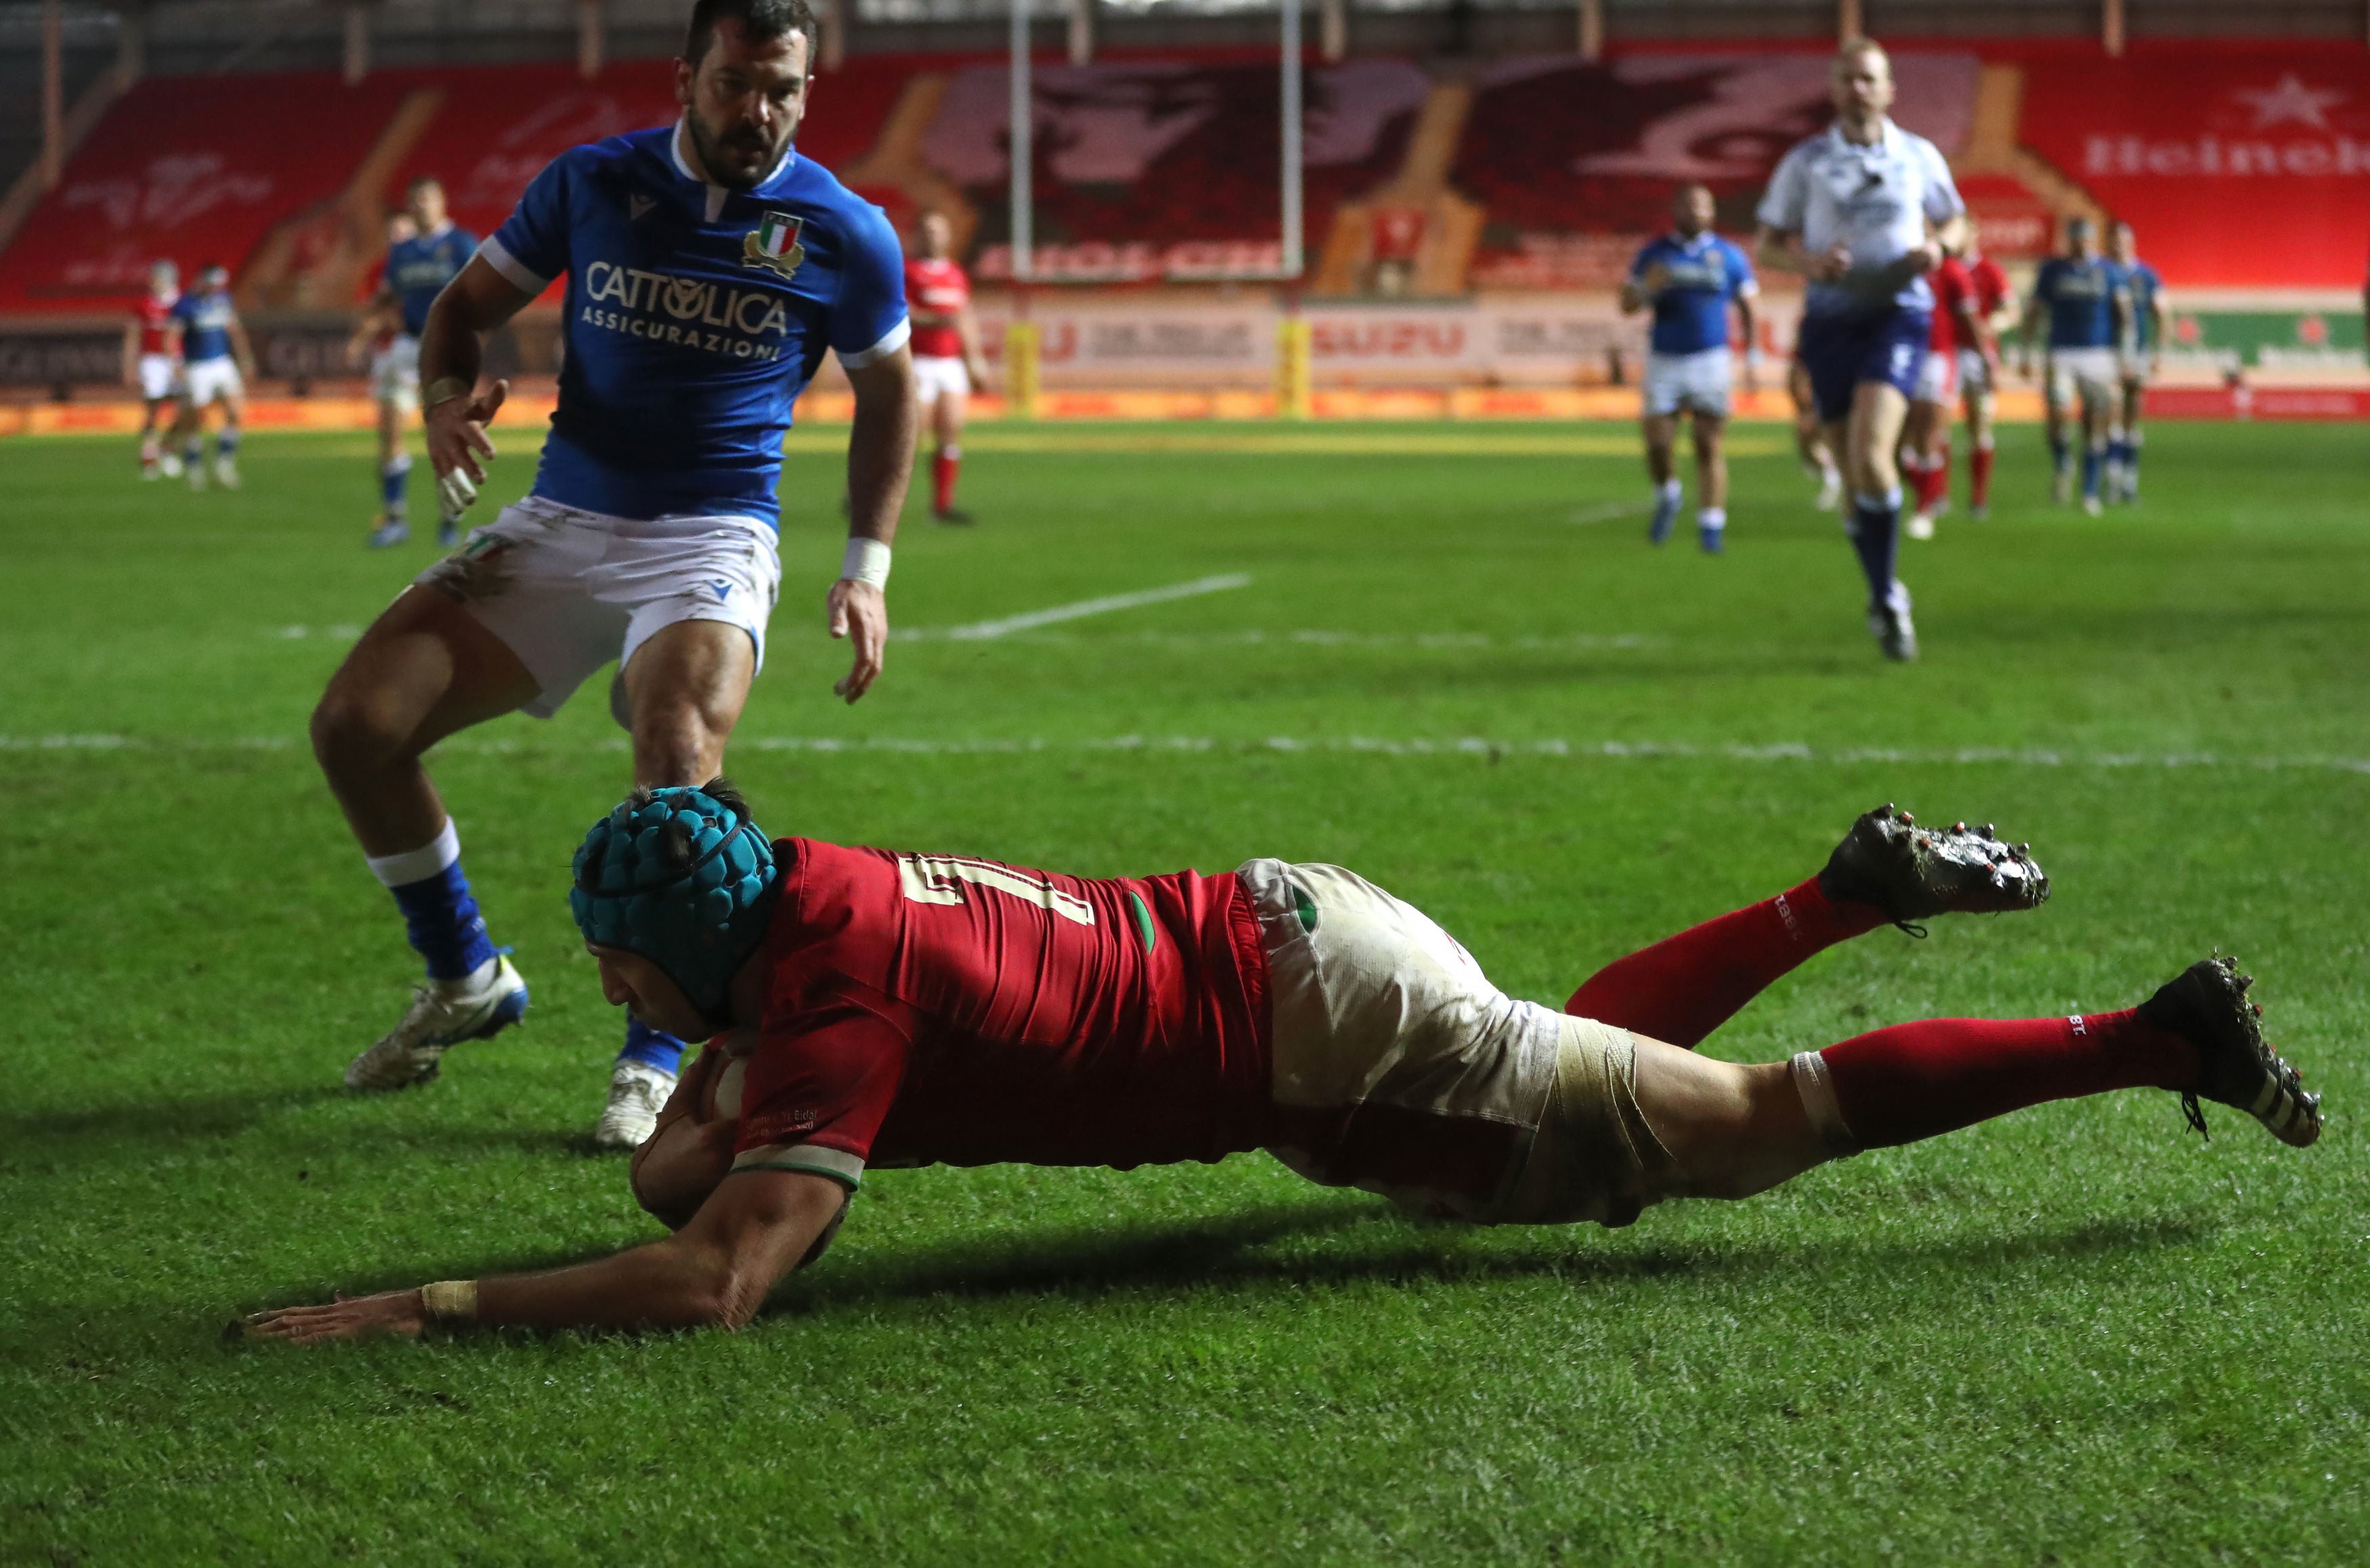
[1756,39,1964,660]
[309,0,920,1150]
[251,785,2319,1341]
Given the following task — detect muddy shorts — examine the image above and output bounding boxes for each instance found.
[1238,858,1670,1227]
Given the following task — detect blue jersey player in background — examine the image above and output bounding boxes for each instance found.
[352,177,478,548]
[166,262,257,492]
[2108,219,2166,504]
[2018,215,2124,516]
[1755,39,1962,661]
[309,0,919,1149]
[1620,183,1759,555]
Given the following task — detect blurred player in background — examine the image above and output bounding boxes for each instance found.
[307,0,917,1152]
[353,177,480,547]
[165,263,255,491]
[2108,220,2165,504]
[1900,232,1989,541]
[1954,216,2012,520]
[1788,355,1842,511]
[123,259,182,479]
[1757,39,1964,660]
[2021,217,2122,517]
[905,208,987,525]
[1620,183,1759,554]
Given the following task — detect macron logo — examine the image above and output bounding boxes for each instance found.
[628,194,657,222]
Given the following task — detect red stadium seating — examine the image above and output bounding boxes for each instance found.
[0,72,414,313]
[1,42,2359,310]
[923,53,1427,280]
[2010,43,2370,288]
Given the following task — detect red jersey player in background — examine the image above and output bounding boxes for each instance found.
[1956,216,2012,519]
[250,782,2321,1343]
[905,209,989,524]
[1901,236,1991,540]
[122,259,183,479]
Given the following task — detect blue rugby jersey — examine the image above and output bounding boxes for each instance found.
[1756,120,1962,319]
[385,223,477,336]
[2031,256,2121,351]
[169,288,238,363]
[1629,232,1757,356]
[478,123,909,527]
[2119,259,2163,350]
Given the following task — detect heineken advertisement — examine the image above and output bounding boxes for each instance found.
[2166,311,2368,370]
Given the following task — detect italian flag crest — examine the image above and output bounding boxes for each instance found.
[742,211,806,279]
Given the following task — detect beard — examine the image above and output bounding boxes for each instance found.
[686,108,794,191]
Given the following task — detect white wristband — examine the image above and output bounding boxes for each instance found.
[840,536,890,588]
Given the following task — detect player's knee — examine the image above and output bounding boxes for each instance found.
[631,703,727,785]
[308,687,406,780]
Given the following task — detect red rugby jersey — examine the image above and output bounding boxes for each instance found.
[732,839,1272,1189]
[1928,258,1975,352]
[1966,255,2010,322]
[904,257,969,360]
[135,292,178,357]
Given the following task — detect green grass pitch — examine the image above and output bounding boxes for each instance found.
[4,418,2367,1564]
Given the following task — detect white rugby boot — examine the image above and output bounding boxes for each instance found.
[344,954,530,1090]
[593,1059,678,1150]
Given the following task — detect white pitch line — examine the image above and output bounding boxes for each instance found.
[9,732,2370,776]
[903,573,1253,641]
[1565,501,1651,527]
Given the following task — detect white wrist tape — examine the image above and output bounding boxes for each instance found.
[840,536,891,588]
[421,1279,479,1323]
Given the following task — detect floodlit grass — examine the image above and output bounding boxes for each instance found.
[3,420,2367,1564]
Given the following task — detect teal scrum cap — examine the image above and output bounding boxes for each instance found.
[569,783,781,1027]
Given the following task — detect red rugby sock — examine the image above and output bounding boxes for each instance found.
[1564,877,1886,1049]
[932,448,960,513]
[1922,441,1952,510]
[1811,1008,2199,1149]
[1970,442,1995,508]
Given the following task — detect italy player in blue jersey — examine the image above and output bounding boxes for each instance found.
[1755,39,1963,661]
[1620,183,1759,554]
[351,177,478,548]
[2017,216,2124,517]
[166,263,256,492]
[309,0,919,1149]
[2108,220,2166,504]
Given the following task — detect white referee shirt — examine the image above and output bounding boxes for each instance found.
[1756,119,1964,318]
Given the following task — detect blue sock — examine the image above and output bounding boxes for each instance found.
[387,861,497,981]
[2124,431,2143,484]
[184,437,203,466]
[2048,433,2069,473]
[1849,490,1900,611]
[2081,445,2104,500]
[620,1018,687,1077]
[217,427,238,459]
[381,455,412,515]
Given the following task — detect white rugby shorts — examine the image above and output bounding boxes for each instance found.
[371,334,422,412]
[912,353,970,406]
[181,357,242,406]
[1913,347,1959,405]
[2048,347,2119,406]
[1642,347,1732,419]
[1956,347,1994,397]
[2119,351,2153,386]
[417,496,782,722]
[137,353,179,402]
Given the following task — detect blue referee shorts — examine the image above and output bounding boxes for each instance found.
[1796,307,1933,423]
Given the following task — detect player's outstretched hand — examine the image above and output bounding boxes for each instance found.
[827,578,887,703]
[245,1288,429,1345]
[427,377,509,517]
